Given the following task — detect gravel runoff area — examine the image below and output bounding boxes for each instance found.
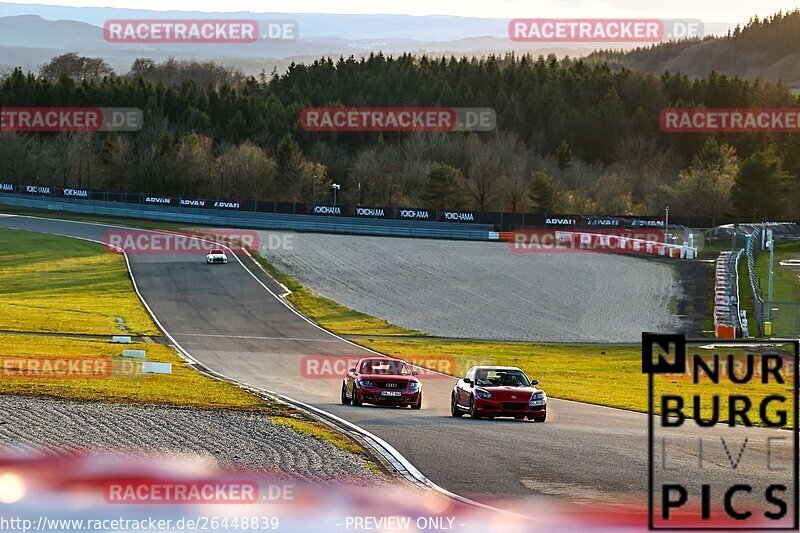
[0,395,383,484]
[259,231,685,343]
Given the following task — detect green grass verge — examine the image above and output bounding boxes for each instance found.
[0,228,160,336]
[755,241,800,337]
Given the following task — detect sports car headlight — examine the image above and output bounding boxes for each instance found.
[529,391,547,406]
[408,381,420,391]
[357,379,373,387]
[475,390,493,399]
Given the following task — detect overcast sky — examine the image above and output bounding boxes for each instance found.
[7,0,798,21]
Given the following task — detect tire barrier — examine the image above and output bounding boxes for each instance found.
[714,250,743,339]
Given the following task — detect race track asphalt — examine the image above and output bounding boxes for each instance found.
[1,214,795,514]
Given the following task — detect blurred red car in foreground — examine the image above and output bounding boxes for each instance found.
[341,357,422,409]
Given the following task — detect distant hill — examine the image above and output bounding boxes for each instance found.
[0,14,604,76]
[588,10,800,88]
[0,3,733,77]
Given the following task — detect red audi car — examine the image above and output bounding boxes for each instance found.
[451,366,546,421]
[341,357,422,409]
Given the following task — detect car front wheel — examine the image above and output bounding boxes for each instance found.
[469,396,482,419]
[351,386,362,406]
[450,394,463,417]
[411,393,422,410]
[341,383,350,405]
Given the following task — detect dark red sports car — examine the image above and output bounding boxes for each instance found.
[451,366,546,421]
[341,357,422,409]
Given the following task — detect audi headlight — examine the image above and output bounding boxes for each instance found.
[357,379,373,387]
[475,390,493,399]
[529,391,547,406]
[408,381,420,391]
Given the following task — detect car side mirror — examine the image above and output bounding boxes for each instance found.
[349,368,356,373]
[412,371,419,376]
[530,379,539,386]
[463,378,472,385]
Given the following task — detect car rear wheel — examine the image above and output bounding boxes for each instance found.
[341,383,350,405]
[469,396,482,419]
[351,386,362,406]
[450,395,463,417]
[411,393,422,410]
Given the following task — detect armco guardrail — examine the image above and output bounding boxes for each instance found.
[714,251,742,338]
[734,249,748,337]
[746,227,766,335]
[554,231,698,259]
[0,193,499,241]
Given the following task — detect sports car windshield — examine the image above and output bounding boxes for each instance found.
[475,369,530,387]
[360,359,411,375]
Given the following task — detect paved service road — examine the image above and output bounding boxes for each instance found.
[1,215,794,512]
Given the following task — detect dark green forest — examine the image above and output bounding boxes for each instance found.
[2,11,800,218]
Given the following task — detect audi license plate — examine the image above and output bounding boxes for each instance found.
[381,391,402,396]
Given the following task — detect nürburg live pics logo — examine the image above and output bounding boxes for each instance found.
[642,333,799,530]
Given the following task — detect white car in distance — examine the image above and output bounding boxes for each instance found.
[206,248,228,264]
